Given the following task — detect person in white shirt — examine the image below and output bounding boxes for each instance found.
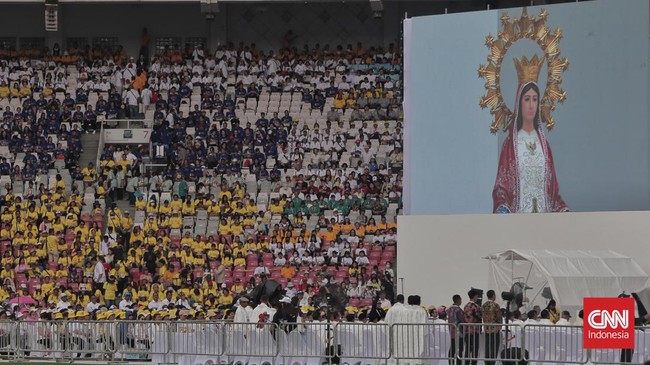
[250,295,276,324]
[536,309,554,325]
[378,291,392,310]
[285,282,297,298]
[93,257,106,287]
[148,291,165,310]
[123,87,140,118]
[175,292,192,309]
[234,297,253,323]
[119,292,134,311]
[555,310,572,325]
[56,293,72,311]
[86,295,101,313]
[356,251,370,266]
[161,290,174,308]
[140,85,152,108]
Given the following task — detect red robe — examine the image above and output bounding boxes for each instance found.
[492,124,568,213]
[493,81,568,213]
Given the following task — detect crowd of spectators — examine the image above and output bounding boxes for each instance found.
[0,40,404,324]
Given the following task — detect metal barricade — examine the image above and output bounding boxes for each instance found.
[591,327,649,365]
[522,324,587,365]
[335,322,390,365]
[15,320,79,361]
[114,320,171,361]
[224,321,279,365]
[392,322,455,365]
[0,320,17,360]
[457,323,525,365]
[277,322,333,365]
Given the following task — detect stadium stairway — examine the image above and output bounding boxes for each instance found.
[79,132,100,169]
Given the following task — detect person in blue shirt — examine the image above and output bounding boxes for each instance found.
[96,95,108,114]
[311,91,325,111]
[155,97,168,111]
[201,86,214,100]
[53,143,66,160]
[201,98,213,111]
[0,158,10,175]
[256,113,269,129]
[35,94,48,110]
[2,107,13,121]
[168,88,181,109]
[76,88,88,104]
[179,83,192,98]
[107,101,120,120]
[269,165,281,182]
[65,92,80,108]
[302,90,313,103]
[215,158,229,174]
[281,110,293,128]
[223,96,235,109]
[72,105,84,125]
[83,104,98,133]
[325,82,339,97]
[235,82,246,98]
[225,108,236,120]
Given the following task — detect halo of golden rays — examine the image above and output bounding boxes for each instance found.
[478,8,569,133]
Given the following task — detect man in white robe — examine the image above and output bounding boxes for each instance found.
[250,295,276,324]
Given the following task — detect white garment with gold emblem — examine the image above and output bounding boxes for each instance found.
[517,130,547,213]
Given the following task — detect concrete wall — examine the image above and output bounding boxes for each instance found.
[396,211,650,310]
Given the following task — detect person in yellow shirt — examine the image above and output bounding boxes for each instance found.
[19,81,31,98]
[206,243,221,261]
[319,225,338,243]
[169,212,183,229]
[170,195,183,213]
[269,199,284,214]
[135,195,147,211]
[130,226,144,244]
[218,288,233,306]
[218,218,231,236]
[182,198,195,215]
[245,199,257,215]
[104,276,119,307]
[230,218,244,236]
[233,253,246,268]
[159,200,172,216]
[0,82,9,99]
[143,216,159,232]
[81,162,97,186]
[9,82,20,98]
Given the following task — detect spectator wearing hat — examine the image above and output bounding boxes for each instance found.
[56,292,71,311]
[119,291,134,311]
[234,296,252,323]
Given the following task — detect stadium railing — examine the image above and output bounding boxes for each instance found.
[2,320,648,364]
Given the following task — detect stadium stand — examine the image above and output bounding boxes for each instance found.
[0,41,403,320]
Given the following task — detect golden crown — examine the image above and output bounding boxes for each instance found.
[514,54,545,84]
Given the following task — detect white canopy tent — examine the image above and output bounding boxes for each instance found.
[486,249,650,316]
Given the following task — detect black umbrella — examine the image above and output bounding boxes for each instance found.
[248,279,283,306]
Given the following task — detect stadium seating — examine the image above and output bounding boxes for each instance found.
[0,42,403,316]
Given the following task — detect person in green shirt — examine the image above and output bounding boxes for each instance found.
[178,178,188,200]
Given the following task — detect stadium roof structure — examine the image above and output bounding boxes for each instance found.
[485,249,650,315]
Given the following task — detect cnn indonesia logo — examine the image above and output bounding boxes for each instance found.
[583,298,635,349]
